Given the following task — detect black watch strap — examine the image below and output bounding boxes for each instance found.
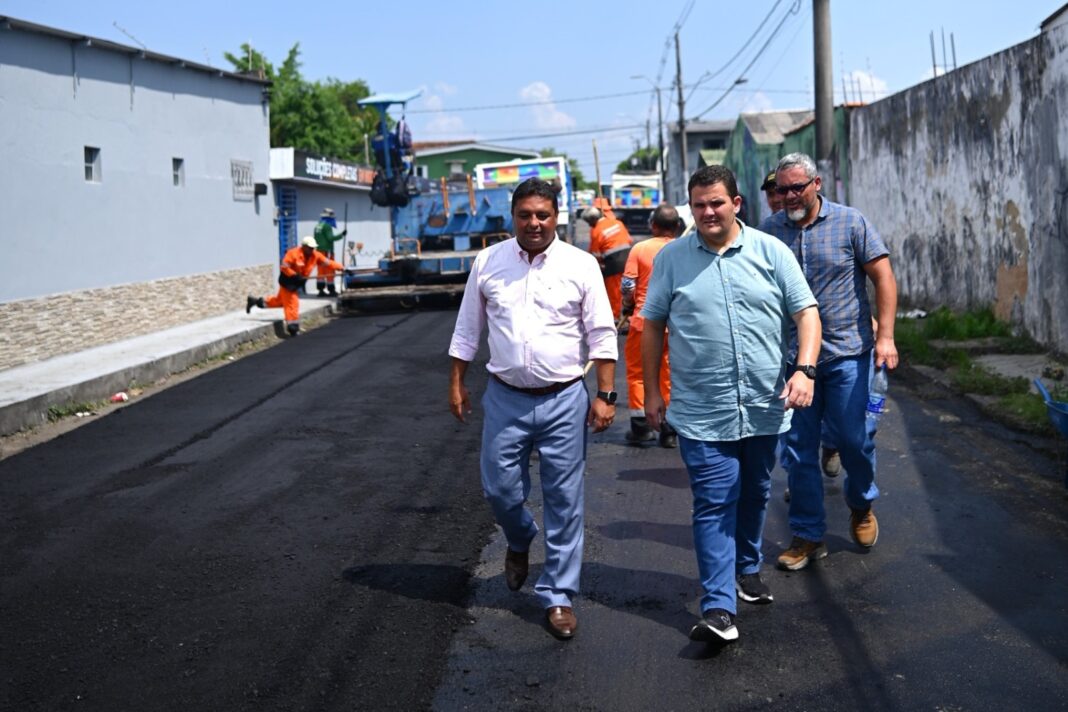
[596,390,618,405]
[796,364,817,379]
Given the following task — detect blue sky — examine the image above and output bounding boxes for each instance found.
[1,0,1059,178]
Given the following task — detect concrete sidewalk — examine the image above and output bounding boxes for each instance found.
[0,297,334,436]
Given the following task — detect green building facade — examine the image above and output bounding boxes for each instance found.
[412,142,539,182]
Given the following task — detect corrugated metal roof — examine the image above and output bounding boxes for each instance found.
[0,15,271,85]
[740,110,814,144]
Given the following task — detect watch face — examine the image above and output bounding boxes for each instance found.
[599,391,617,404]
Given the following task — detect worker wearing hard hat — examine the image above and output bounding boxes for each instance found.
[246,236,343,336]
[583,206,633,321]
[314,207,347,297]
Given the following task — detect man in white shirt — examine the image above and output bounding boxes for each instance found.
[448,178,618,640]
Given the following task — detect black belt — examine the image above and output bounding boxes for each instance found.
[493,374,582,396]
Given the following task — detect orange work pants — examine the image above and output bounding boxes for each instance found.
[604,274,623,319]
[625,325,670,414]
[264,287,301,323]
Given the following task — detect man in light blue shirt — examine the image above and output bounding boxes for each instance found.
[641,165,821,644]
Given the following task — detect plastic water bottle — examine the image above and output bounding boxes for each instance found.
[866,366,889,421]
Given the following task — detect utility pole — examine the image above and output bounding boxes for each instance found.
[655,85,665,200]
[813,0,836,201]
[675,31,688,204]
[645,119,651,160]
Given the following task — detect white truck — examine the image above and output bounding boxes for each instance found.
[610,172,662,235]
[474,156,574,239]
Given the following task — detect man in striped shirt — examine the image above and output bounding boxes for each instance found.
[759,153,899,571]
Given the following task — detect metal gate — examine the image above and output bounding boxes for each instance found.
[276,185,298,263]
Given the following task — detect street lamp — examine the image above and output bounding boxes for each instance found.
[631,75,666,204]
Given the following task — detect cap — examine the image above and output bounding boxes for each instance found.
[320,208,335,217]
[300,236,317,249]
[761,171,777,191]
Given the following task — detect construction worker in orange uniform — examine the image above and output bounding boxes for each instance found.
[621,204,681,448]
[583,202,633,321]
[246,236,343,336]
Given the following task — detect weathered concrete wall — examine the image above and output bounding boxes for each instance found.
[850,26,1068,353]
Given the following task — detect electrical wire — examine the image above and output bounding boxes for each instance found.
[684,0,783,103]
[406,88,650,114]
[693,0,803,120]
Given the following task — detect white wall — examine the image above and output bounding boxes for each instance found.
[282,184,392,270]
[0,27,276,303]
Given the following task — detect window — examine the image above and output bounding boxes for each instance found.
[447,160,465,175]
[172,158,185,187]
[414,164,429,179]
[84,146,101,182]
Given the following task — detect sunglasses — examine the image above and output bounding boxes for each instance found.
[774,178,815,196]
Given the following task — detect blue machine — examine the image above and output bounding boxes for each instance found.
[340,90,516,309]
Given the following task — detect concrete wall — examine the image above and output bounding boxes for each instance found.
[850,26,1068,353]
[285,184,391,270]
[0,23,277,366]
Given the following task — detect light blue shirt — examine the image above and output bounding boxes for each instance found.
[641,224,817,442]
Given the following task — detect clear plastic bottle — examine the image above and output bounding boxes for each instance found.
[866,366,889,421]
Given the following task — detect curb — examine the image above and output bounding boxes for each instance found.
[0,302,335,437]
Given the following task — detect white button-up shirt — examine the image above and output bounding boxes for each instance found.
[449,238,617,388]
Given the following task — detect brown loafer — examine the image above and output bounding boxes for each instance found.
[546,606,577,640]
[504,548,529,591]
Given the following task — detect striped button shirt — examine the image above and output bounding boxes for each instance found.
[759,198,888,364]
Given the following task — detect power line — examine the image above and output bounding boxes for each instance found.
[693,0,804,120]
[469,124,646,143]
[406,89,650,114]
[684,0,783,103]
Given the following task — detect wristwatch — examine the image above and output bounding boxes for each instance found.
[796,364,817,380]
[596,390,618,405]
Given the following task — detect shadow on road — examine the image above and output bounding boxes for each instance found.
[596,520,692,550]
[616,466,690,489]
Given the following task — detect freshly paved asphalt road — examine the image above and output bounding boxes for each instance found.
[2,312,1066,711]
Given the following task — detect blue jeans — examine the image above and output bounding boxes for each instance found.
[480,377,589,608]
[782,351,879,541]
[678,434,777,615]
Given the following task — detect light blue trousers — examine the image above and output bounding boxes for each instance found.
[480,378,589,608]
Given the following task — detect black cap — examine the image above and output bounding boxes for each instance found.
[761,171,777,191]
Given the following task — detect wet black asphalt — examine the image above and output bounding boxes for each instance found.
[2,312,1066,711]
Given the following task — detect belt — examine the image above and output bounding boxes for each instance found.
[492,374,582,396]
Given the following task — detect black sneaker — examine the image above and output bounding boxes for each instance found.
[736,573,773,604]
[689,608,738,642]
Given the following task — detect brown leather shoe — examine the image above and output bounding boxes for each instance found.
[850,507,879,548]
[504,548,529,591]
[546,606,577,640]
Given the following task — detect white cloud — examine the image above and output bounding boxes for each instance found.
[424,113,466,138]
[518,81,577,131]
[423,94,445,112]
[919,66,948,81]
[414,82,466,139]
[739,90,774,114]
[843,69,891,102]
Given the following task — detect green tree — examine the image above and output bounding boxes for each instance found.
[615,146,659,173]
[225,43,375,162]
[223,43,273,77]
[539,147,591,190]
